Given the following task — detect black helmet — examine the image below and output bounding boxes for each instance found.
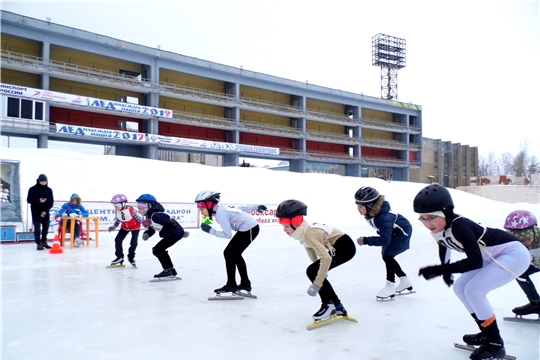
[413,184,454,215]
[276,199,307,218]
[354,186,380,204]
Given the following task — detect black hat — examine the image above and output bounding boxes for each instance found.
[37,174,48,182]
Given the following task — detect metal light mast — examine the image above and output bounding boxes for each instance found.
[372,34,406,100]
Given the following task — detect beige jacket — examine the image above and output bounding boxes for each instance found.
[291,221,345,287]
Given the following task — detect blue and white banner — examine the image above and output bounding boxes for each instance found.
[0,83,173,118]
[55,123,280,155]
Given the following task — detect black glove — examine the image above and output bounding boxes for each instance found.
[443,273,454,287]
[142,232,150,241]
[201,223,212,233]
[418,265,445,280]
[257,205,267,212]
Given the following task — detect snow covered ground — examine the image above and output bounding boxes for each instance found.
[2,148,539,360]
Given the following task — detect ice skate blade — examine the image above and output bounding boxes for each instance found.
[453,343,516,360]
[504,316,540,324]
[376,295,395,301]
[396,289,416,295]
[307,315,357,330]
[234,291,257,299]
[149,276,181,283]
[208,293,244,301]
[106,264,125,268]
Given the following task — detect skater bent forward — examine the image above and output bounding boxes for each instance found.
[136,194,189,278]
[276,199,356,321]
[414,184,529,360]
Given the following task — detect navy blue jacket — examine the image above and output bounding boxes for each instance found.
[144,202,185,240]
[363,200,412,256]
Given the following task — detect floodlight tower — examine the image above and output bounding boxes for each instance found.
[372,34,406,100]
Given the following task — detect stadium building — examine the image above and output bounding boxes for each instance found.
[1,10,423,180]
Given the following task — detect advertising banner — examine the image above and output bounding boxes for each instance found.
[0,83,173,118]
[55,124,280,156]
[0,160,22,223]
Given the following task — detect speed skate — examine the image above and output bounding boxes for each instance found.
[503,315,540,324]
[307,315,358,330]
[208,292,244,301]
[453,343,516,360]
[149,276,181,283]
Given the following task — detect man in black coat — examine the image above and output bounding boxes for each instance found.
[27,174,54,250]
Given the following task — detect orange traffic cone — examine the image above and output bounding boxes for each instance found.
[49,234,63,254]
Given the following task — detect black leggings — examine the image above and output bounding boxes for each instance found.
[153,237,181,269]
[224,225,260,287]
[306,235,356,306]
[114,228,139,260]
[382,255,406,282]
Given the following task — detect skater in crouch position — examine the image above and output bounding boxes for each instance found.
[57,193,88,247]
[503,210,540,317]
[108,194,144,267]
[354,186,413,300]
[195,190,265,294]
[276,199,356,320]
[414,184,529,360]
[136,194,189,278]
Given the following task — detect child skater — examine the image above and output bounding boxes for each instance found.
[413,184,530,360]
[135,194,189,279]
[503,210,540,317]
[354,186,413,300]
[275,199,356,321]
[57,193,88,247]
[107,194,144,268]
[194,190,265,295]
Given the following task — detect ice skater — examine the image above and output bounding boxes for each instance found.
[503,210,540,317]
[135,194,189,280]
[354,186,413,300]
[413,184,529,360]
[275,199,356,322]
[107,194,144,268]
[195,190,265,296]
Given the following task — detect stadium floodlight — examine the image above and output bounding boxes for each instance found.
[372,33,406,100]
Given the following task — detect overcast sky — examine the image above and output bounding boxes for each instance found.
[2,1,539,160]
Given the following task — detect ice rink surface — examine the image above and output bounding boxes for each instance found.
[2,226,539,360]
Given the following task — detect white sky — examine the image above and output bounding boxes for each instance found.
[1,1,539,161]
[2,148,539,360]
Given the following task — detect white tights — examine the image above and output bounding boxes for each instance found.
[453,241,530,320]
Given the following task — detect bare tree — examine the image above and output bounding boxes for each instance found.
[527,155,539,178]
[512,138,530,177]
[478,156,489,176]
[499,152,514,175]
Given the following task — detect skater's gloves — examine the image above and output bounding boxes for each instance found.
[200,223,212,233]
[357,236,365,245]
[142,231,150,241]
[257,205,267,212]
[142,219,152,228]
[107,226,116,232]
[307,283,320,296]
[443,273,454,287]
[418,264,448,280]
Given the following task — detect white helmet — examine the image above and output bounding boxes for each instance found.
[194,190,221,203]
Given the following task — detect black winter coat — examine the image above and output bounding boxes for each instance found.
[27,181,54,219]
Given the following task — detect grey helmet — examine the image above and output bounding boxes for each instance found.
[354,186,380,205]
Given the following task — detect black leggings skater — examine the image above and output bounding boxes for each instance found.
[224,224,260,287]
[114,228,140,261]
[306,235,356,306]
[382,255,406,283]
